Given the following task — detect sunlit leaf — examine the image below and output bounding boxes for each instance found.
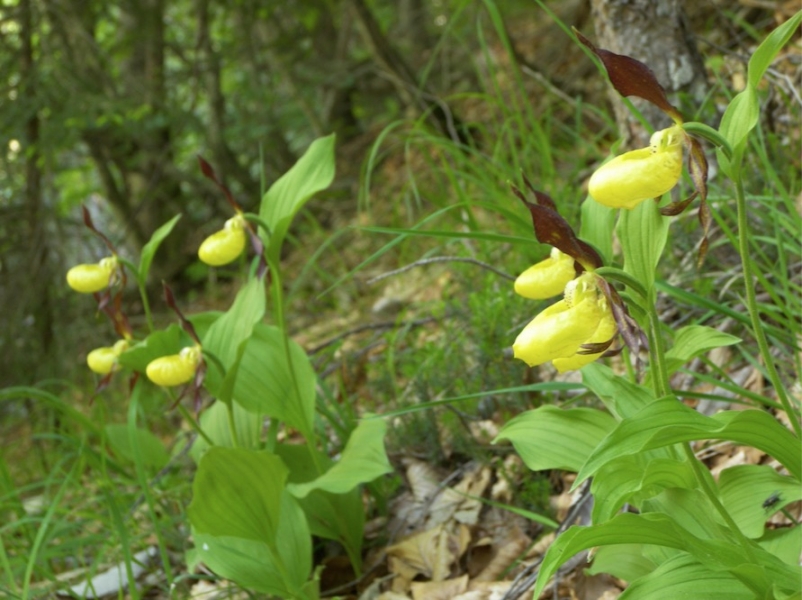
[288,416,392,497]
[664,325,741,376]
[104,424,169,470]
[138,214,181,285]
[188,447,288,543]
[189,400,263,463]
[232,323,316,439]
[719,465,802,538]
[260,134,336,260]
[618,199,669,295]
[582,362,655,420]
[494,406,616,473]
[575,397,801,485]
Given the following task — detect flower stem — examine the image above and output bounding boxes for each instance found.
[733,175,801,438]
[647,291,758,562]
[646,296,670,398]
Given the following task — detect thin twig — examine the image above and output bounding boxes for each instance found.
[367,256,515,285]
[309,315,439,355]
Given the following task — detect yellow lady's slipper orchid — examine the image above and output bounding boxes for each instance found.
[552,310,616,373]
[198,215,247,266]
[146,345,202,387]
[87,339,129,375]
[514,248,576,300]
[588,125,684,210]
[513,273,613,370]
[66,257,117,293]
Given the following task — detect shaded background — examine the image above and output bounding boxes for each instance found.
[1,0,798,388]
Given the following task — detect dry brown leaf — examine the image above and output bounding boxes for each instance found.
[387,524,466,583]
[410,575,468,600]
[376,592,412,600]
[473,525,531,582]
[404,459,442,505]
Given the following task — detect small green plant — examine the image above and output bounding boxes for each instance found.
[495,14,802,599]
[56,135,392,599]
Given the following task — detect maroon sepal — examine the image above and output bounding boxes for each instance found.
[198,155,242,213]
[597,279,648,366]
[574,29,683,124]
[511,176,604,273]
[688,137,711,266]
[163,282,201,344]
[82,205,118,255]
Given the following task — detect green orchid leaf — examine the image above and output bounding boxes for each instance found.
[532,511,801,599]
[277,444,364,570]
[759,527,802,568]
[104,424,169,470]
[719,465,802,539]
[188,447,288,543]
[575,397,801,486]
[585,544,657,583]
[202,277,266,397]
[662,325,741,377]
[494,406,616,473]
[288,416,392,498]
[193,492,313,599]
[232,323,316,440]
[190,400,262,463]
[618,199,669,295]
[619,553,756,599]
[580,194,616,264]
[260,134,336,260]
[592,456,698,523]
[139,214,181,285]
[582,362,655,420]
[747,11,802,90]
[117,324,189,372]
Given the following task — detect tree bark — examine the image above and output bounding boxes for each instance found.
[590,0,707,147]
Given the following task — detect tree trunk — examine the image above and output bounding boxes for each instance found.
[21,0,54,372]
[590,0,707,147]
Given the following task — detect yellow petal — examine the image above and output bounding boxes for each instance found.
[588,126,683,210]
[198,217,246,266]
[553,310,617,373]
[512,297,604,367]
[146,346,201,387]
[66,259,114,294]
[514,248,575,300]
[86,340,129,375]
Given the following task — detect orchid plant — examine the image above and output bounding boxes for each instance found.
[64,136,392,599]
[497,15,802,599]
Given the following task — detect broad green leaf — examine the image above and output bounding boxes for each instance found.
[190,400,262,463]
[288,417,392,497]
[139,214,181,284]
[494,406,616,473]
[260,134,336,260]
[718,87,759,155]
[202,277,266,396]
[747,11,802,89]
[117,324,190,372]
[642,488,731,541]
[232,323,316,439]
[582,362,654,419]
[277,444,364,570]
[193,492,313,599]
[719,465,802,538]
[585,544,657,582]
[759,527,802,567]
[104,424,169,469]
[532,512,801,598]
[620,553,755,599]
[592,456,698,523]
[618,199,668,295]
[664,325,741,375]
[188,311,222,341]
[188,447,288,543]
[576,397,801,485]
[579,195,616,264]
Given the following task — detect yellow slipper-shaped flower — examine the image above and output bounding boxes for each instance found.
[514,248,576,300]
[589,125,684,210]
[66,257,117,293]
[146,345,202,387]
[198,216,247,266]
[87,339,129,375]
